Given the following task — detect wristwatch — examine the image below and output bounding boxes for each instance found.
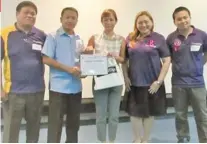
[155,80,162,85]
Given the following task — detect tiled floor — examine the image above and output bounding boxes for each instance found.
[2,115,199,143]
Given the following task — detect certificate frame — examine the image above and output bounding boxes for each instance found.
[80,54,108,76]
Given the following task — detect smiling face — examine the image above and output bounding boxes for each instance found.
[102,14,117,32]
[136,14,153,36]
[61,9,78,31]
[101,9,117,32]
[174,10,191,31]
[16,6,37,28]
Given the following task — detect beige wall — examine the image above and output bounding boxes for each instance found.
[1,0,207,100]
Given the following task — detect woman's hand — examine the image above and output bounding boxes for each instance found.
[82,46,94,54]
[148,81,161,94]
[124,77,131,92]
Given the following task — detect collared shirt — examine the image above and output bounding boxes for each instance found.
[126,32,170,87]
[167,26,207,87]
[1,24,46,93]
[94,32,123,54]
[42,27,82,94]
[94,32,124,68]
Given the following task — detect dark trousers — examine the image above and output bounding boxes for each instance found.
[2,92,44,143]
[47,91,82,143]
[172,87,207,143]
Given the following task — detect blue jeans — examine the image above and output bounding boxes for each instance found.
[93,86,123,142]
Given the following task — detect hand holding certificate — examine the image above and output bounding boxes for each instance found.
[80,54,108,76]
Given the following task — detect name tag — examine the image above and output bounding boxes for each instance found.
[32,43,42,51]
[190,43,201,52]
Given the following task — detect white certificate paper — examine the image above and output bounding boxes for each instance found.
[80,54,108,76]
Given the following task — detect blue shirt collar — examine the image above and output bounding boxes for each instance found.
[57,27,80,38]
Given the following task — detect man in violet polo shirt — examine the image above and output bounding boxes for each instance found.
[1,1,46,143]
[167,6,207,143]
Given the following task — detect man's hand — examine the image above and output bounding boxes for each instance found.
[1,90,8,102]
[80,75,87,79]
[68,66,81,78]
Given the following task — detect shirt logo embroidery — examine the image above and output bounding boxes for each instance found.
[145,40,156,48]
[173,39,181,51]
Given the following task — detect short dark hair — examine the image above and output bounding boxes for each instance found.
[173,6,191,20]
[61,7,78,17]
[16,1,37,14]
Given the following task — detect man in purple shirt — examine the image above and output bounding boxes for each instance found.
[1,1,46,143]
[167,6,207,143]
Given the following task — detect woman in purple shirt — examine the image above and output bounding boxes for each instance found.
[122,11,171,143]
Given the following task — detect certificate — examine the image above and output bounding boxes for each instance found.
[80,54,108,76]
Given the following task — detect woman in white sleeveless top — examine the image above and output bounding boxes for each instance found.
[85,9,126,143]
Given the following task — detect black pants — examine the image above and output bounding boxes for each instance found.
[47,91,82,143]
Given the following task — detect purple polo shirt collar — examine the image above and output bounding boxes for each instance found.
[175,25,197,37]
[14,22,37,35]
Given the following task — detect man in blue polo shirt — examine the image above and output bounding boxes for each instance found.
[42,7,83,143]
[167,6,207,143]
[1,1,46,143]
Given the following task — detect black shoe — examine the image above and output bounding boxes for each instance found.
[177,138,190,143]
[177,139,184,143]
[186,137,190,142]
